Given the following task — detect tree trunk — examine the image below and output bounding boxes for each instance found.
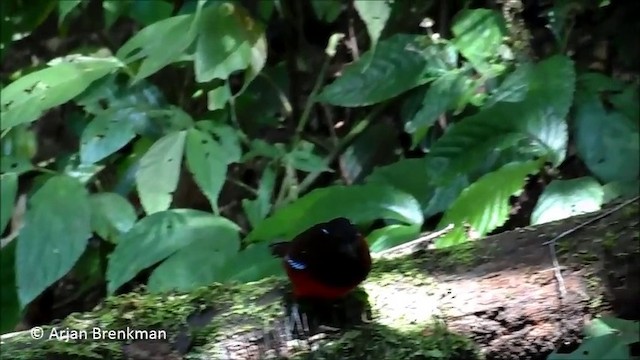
[1,198,638,360]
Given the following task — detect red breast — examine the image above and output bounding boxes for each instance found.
[284,264,355,299]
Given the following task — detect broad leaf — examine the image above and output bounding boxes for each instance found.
[214,243,282,283]
[116,14,198,82]
[185,128,228,213]
[207,84,232,111]
[368,224,421,253]
[405,70,465,143]
[485,63,532,108]
[354,0,391,51]
[367,158,468,218]
[242,166,276,228]
[147,227,241,292]
[318,34,433,107]
[90,193,137,243]
[16,176,91,307]
[1,57,122,130]
[436,160,542,246]
[428,56,573,182]
[573,95,639,183]
[58,0,82,25]
[194,2,267,84]
[136,130,186,214]
[107,209,239,294]
[531,177,604,225]
[246,184,423,242]
[452,9,507,74]
[79,109,137,164]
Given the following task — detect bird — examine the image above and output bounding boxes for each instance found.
[269,217,372,300]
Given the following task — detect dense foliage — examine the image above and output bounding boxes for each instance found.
[0,1,638,356]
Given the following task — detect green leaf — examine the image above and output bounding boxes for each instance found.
[0,240,20,333]
[610,84,639,129]
[354,0,391,51]
[116,14,197,82]
[311,0,343,22]
[79,109,137,164]
[531,177,604,225]
[194,3,267,84]
[128,0,173,26]
[58,0,82,25]
[436,160,542,246]
[90,193,137,243]
[207,84,232,111]
[185,128,228,213]
[404,70,466,140]
[286,141,332,173]
[242,166,276,228]
[108,209,239,294]
[573,96,639,183]
[452,9,507,74]
[196,121,242,164]
[602,180,640,203]
[1,57,122,131]
[214,243,282,283]
[246,184,423,242]
[16,175,91,307]
[484,63,532,108]
[549,316,638,360]
[428,56,573,181]
[1,173,18,234]
[136,131,186,214]
[368,224,421,253]
[318,34,432,107]
[366,158,468,218]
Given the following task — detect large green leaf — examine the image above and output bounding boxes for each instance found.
[354,0,391,51]
[404,70,466,142]
[214,243,282,283]
[194,2,267,84]
[242,166,276,228]
[79,109,137,164]
[368,224,421,253]
[0,173,18,234]
[0,240,20,333]
[484,63,532,108]
[317,34,432,107]
[428,56,574,182]
[452,9,507,74]
[116,14,198,82]
[136,131,186,214]
[1,57,122,130]
[436,160,542,246]
[366,158,468,218]
[573,95,639,183]
[147,221,241,292]
[16,176,91,307]
[246,184,423,242]
[549,317,639,360]
[185,128,228,214]
[531,177,604,225]
[107,209,239,294]
[90,193,137,243]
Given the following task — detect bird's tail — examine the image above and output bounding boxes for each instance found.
[268,242,291,258]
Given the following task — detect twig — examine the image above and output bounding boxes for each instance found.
[373,224,455,259]
[541,196,639,246]
[542,195,639,299]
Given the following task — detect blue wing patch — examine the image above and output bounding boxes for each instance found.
[286,255,307,270]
